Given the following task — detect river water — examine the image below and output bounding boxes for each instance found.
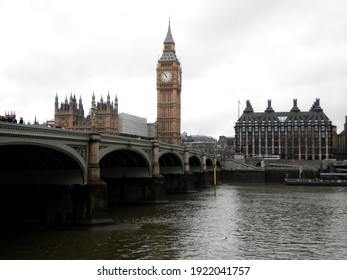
[1,183,347,260]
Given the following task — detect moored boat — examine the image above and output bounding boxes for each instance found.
[285,171,347,186]
[284,178,347,186]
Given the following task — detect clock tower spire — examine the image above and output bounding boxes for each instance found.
[164,19,175,48]
[156,21,182,145]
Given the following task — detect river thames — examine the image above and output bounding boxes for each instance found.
[1,183,347,259]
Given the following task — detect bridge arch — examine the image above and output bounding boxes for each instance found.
[159,151,184,174]
[0,142,86,185]
[189,155,203,172]
[99,148,151,178]
[216,160,222,170]
[206,158,214,171]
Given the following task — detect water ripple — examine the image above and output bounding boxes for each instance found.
[1,184,346,259]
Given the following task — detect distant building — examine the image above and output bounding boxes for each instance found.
[217,136,235,159]
[186,135,216,154]
[118,113,148,138]
[55,94,86,130]
[147,122,156,139]
[234,98,333,160]
[54,94,156,139]
[55,93,118,134]
[181,134,234,158]
[333,116,347,160]
[0,112,17,123]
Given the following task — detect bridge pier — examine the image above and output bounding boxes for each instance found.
[191,171,212,187]
[161,172,195,193]
[150,140,168,202]
[105,177,167,204]
[150,175,167,202]
[183,146,195,191]
[85,133,108,218]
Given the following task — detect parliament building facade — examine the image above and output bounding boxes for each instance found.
[235,98,333,160]
[54,93,118,135]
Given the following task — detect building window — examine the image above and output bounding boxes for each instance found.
[278,116,287,122]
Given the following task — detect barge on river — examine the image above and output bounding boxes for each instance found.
[285,172,347,186]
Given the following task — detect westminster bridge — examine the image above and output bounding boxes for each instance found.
[0,122,218,223]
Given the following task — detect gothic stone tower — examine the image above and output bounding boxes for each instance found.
[93,92,118,135]
[156,22,182,145]
[55,94,84,129]
[55,93,118,134]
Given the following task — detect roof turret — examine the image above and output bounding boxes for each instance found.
[265,99,274,113]
[310,98,323,112]
[290,99,300,112]
[243,100,254,113]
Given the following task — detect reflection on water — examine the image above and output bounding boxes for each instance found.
[1,183,347,259]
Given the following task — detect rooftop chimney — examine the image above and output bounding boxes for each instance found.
[265,99,274,113]
[244,100,254,113]
[290,98,300,112]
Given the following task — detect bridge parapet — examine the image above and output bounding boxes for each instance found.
[0,122,90,141]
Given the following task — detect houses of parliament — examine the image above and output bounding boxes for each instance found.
[55,22,181,144]
[55,92,118,135]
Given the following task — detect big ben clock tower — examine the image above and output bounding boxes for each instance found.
[156,21,182,145]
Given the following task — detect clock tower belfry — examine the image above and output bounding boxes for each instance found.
[156,21,182,145]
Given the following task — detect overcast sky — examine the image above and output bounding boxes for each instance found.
[1,0,346,138]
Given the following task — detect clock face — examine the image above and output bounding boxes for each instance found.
[161,71,172,82]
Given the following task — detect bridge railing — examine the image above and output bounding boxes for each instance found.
[100,134,154,148]
[0,122,90,140]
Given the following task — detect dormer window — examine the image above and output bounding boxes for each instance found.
[278,116,287,122]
